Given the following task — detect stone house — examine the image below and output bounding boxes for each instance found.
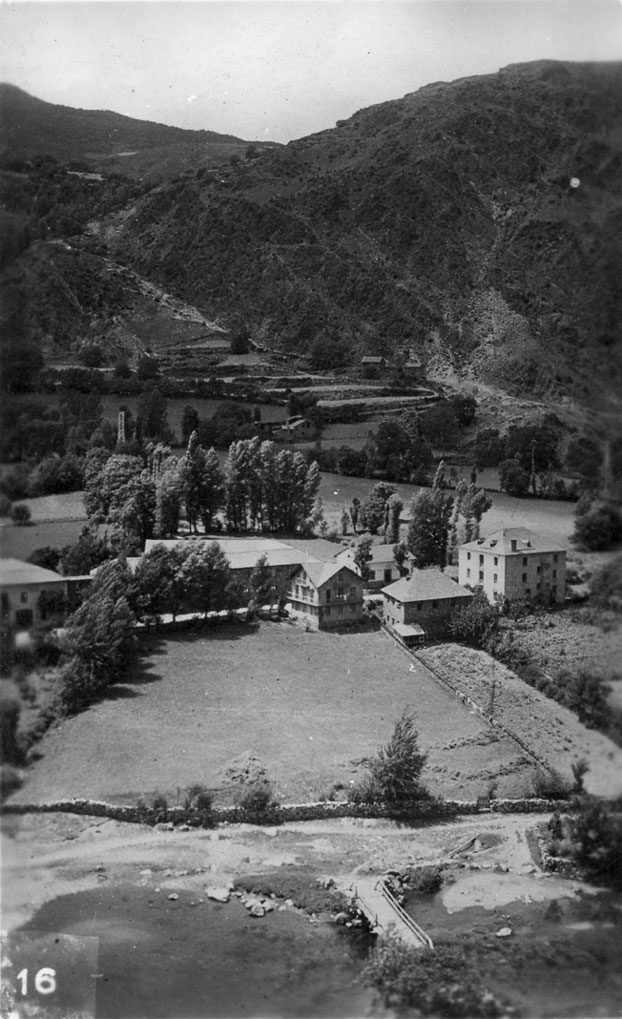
[382,568,473,641]
[275,416,315,442]
[288,562,364,629]
[458,527,566,605]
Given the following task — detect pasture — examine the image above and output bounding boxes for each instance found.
[15,623,537,806]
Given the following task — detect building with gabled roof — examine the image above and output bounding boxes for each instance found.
[333,543,405,590]
[1,558,71,630]
[382,568,472,641]
[458,527,566,605]
[288,561,364,629]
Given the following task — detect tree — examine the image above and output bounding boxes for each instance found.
[340,507,350,535]
[350,497,361,534]
[406,488,453,570]
[499,457,530,498]
[181,405,200,444]
[474,428,505,467]
[11,503,31,526]
[573,503,622,551]
[179,432,224,533]
[374,421,412,477]
[134,545,181,624]
[359,483,397,535]
[383,493,403,544]
[60,526,110,576]
[354,536,374,583]
[230,326,250,355]
[367,710,428,808]
[27,547,61,572]
[248,553,276,614]
[136,388,171,443]
[393,541,409,575]
[565,436,603,486]
[448,589,499,647]
[136,353,160,381]
[309,335,349,371]
[179,540,231,617]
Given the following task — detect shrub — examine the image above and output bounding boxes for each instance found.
[182,784,215,826]
[0,694,22,764]
[0,492,12,516]
[236,781,278,821]
[531,768,572,800]
[364,936,505,1016]
[568,797,622,884]
[405,865,444,895]
[11,503,32,526]
[150,791,169,823]
[589,554,622,612]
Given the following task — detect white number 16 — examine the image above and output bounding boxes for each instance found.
[16,967,57,996]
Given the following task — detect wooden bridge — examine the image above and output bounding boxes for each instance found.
[348,876,434,950]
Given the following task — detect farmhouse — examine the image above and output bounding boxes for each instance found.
[361,355,386,377]
[0,558,76,630]
[333,543,405,590]
[458,527,566,605]
[382,568,473,641]
[288,562,364,629]
[274,416,315,442]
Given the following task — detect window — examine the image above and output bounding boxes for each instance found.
[537,582,541,590]
[522,573,527,582]
[467,552,471,560]
[296,585,300,597]
[467,568,471,579]
[494,556,498,566]
[479,554,484,566]
[537,565,541,574]
[326,590,331,602]
[553,554,558,564]
[370,570,376,581]
[432,601,438,610]
[553,570,557,579]
[523,557,528,566]
[21,591,28,603]
[384,569,392,583]
[493,573,498,584]
[350,586,356,598]
[479,571,484,582]
[526,588,531,596]
[416,603,422,611]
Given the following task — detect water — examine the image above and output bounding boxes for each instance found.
[13,886,374,1018]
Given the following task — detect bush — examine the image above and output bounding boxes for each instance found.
[499,457,530,497]
[0,694,22,764]
[448,589,499,647]
[364,936,505,1016]
[182,784,215,826]
[0,492,12,516]
[11,503,32,526]
[568,796,622,884]
[236,781,278,820]
[405,865,444,895]
[531,768,572,800]
[589,554,622,612]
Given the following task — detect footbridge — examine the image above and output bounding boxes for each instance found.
[348,876,434,950]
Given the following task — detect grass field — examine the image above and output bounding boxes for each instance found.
[16,623,537,806]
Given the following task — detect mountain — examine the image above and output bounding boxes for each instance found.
[2,63,622,423]
[0,84,271,180]
[103,60,622,411]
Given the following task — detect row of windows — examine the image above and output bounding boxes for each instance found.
[466,551,560,566]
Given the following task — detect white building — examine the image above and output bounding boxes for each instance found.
[458,528,566,605]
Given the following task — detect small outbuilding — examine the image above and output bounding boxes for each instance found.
[382,568,473,641]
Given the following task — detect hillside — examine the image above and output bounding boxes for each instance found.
[0,84,270,180]
[1,63,622,424]
[102,60,622,411]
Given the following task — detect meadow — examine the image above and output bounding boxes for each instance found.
[14,623,536,806]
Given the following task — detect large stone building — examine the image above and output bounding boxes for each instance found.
[0,559,74,630]
[458,527,566,605]
[287,562,364,629]
[382,568,473,641]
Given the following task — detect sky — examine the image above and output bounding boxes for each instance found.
[1,1,621,142]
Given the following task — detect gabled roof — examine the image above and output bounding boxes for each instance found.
[361,355,385,364]
[0,558,66,586]
[294,560,361,589]
[382,568,472,603]
[459,527,566,555]
[143,537,318,571]
[334,543,401,565]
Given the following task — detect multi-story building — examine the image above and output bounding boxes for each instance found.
[382,568,473,642]
[288,562,364,629]
[458,527,566,605]
[332,543,405,591]
[1,558,71,630]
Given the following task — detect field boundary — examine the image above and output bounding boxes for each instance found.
[1,796,560,825]
[383,624,554,773]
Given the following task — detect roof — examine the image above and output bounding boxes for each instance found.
[382,568,473,603]
[0,558,66,586]
[294,560,362,589]
[334,544,401,565]
[459,527,566,555]
[394,622,425,638]
[142,538,318,572]
[361,355,385,364]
